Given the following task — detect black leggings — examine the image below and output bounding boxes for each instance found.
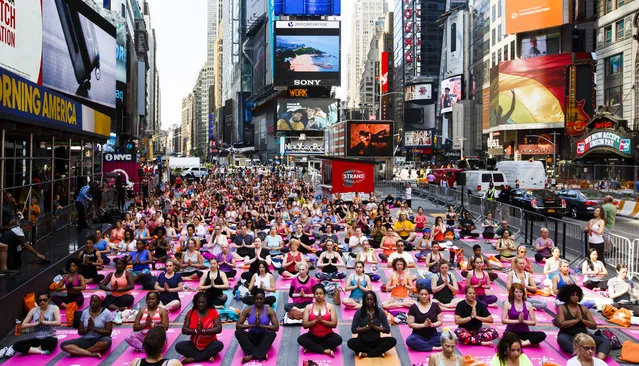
[534,253,550,263]
[175,340,224,362]
[509,330,546,345]
[583,280,608,291]
[242,295,276,306]
[235,330,276,361]
[222,269,237,279]
[284,301,312,312]
[297,332,342,354]
[102,294,135,309]
[557,332,610,356]
[13,337,58,354]
[347,336,397,357]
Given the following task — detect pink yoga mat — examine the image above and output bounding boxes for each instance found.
[113,327,181,366]
[168,291,197,321]
[397,324,433,365]
[341,306,358,321]
[205,327,235,365]
[297,331,343,365]
[230,330,281,366]
[275,276,293,290]
[543,329,622,366]
[2,328,80,366]
[55,327,134,366]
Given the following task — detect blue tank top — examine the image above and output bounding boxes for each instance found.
[557,273,575,289]
[247,306,270,334]
[349,275,367,300]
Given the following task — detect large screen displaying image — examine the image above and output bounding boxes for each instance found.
[405,130,432,147]
[490,53,593,127]
[521,35,547,59]
[42,0,116,108]
[276,99,338,131]
[440,76,462,114]
[274,21,340,87]
[275,0,341,16]
[346,121,393,157]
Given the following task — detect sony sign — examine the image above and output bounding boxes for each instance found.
[293,80,322,86]
[104,152,135,162]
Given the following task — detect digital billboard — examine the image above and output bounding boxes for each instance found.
[274,21,340,87]
[346,121,393,157]
[405,130,432,147]
[275,0,341,16]
[405,83,433,102]
[490,53,593,127]
[521,35,547,59]
[443,10,464,78]
[276,99,338,131]
[505,0,567,35]
[252,24,267,94]
[0,0,116,109]
[440,76,462,114]
[42,0,117,108]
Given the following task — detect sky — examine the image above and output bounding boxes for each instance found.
[151,0,391,130]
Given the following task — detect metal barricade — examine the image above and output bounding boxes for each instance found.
[466,194,483,218]
[603,234,637,276]
[547,217,586,265]
[521,211,548,246]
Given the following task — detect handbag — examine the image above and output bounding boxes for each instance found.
[602,304,618,319]
[23,293,36,312]
[65,302,78,327]
[609,308,632,327]
[619,340,639,363]
[598,329,622,350]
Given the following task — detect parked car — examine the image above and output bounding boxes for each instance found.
[555,189,603,219]
[180,166,208,179]
[496,161,547,190]
[509,189,566,218]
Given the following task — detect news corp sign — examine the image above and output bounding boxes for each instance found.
[343,170,367,187]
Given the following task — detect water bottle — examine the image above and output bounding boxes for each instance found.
[14,319,21,336]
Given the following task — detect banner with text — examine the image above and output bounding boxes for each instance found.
[331,159,375,194]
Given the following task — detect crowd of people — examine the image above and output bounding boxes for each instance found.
[0,164,636,365]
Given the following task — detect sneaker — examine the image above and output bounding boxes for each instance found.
[113,310,123,325]
[5,346,14,357]
[41,350,50,355]
[0,346,8,358]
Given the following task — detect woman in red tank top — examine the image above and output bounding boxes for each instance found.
[297,284,342,357]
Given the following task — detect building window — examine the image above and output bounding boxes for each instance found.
[605,25,613,44]
[498,24,502,41]
[606,54,623,75]
[616,19,625,39]
[618,0,625,7]
[510,40,515,59]
[492,5,496,22]
[498,1,502,17]
[605,0,613,13]
[504,45,508,60]
[492,28,496,46]
[604,85,623,106]
[498,51,502,63]
[492,52,496,67]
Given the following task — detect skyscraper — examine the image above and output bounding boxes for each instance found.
[208,0,221,65]
[347,0,388,108]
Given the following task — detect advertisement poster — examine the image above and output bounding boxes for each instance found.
[405,130,432,147]
[576,132,632,158]
[42,0,116,108]
[444,10,464,78]
[274,21,341,87]
[565,63,594,136]
[0,0,43,82]
[440,76,462,114]
[275,0,341,16]
[346,121,393,157]
[380,52,389,93]
[505,0,566,35]
[330,159,375,194]
[276,99,338,131]
[490,53,592,127]
[405,84,433,102]
[521,35,547,59]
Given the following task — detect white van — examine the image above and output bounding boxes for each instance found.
[496,161,547,189]
[463,170,507,195]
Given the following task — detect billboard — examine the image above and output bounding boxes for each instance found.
[330,159,375,194]
[276,99,338,131]
[42,0,117,108]
[0,0,116,109]
[521,35,547,59]
[346,121,393,157]
[565,63,594,136]
[576,132,632,158]
[405,130,432,147]
[252,24,267,94]
[505,0,566,35]
[115,21,127,83]
[274,21,340,87]
[440,76,462,114]
[443,10,464,78]
[380,52,389,93]
[405,84,433,102]
[490,53,592,127]
[275,0,341,16]
[246,0,266,30]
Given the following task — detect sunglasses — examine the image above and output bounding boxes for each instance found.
[579,345,596,352]
[37,298,49,303]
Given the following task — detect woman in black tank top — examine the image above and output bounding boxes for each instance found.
[131,327,181,366]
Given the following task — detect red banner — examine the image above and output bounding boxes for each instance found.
[380,52,389,93]
[331,160,375,194]
[104,161,141,193]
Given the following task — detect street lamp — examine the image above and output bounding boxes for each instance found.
[525,132,561,177]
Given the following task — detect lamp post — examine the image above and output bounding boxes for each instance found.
[525,132,561,177]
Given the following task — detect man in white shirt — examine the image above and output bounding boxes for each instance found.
[405,183,412,208]
[348,227,366,256]
[387,241,415,268]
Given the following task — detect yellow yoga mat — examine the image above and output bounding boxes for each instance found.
[353,334,401,366]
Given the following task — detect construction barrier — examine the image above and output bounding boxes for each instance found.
[617,200,639,219]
